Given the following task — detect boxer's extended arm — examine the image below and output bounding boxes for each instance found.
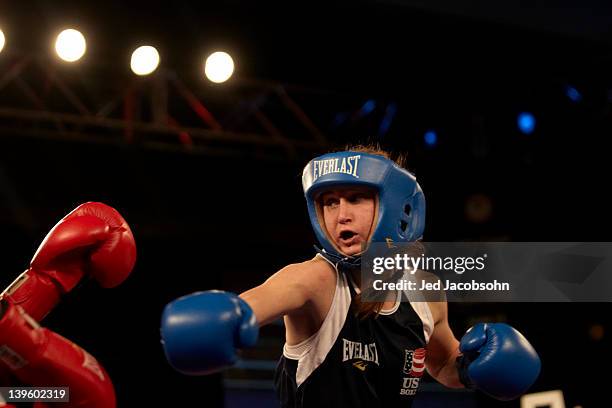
[161,258,331,375]
[240,259,329,326]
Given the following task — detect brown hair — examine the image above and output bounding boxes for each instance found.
[341,143,408,170]
[340,143,411,319]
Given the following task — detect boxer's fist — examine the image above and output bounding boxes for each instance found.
[3,202,136,321]
[31,202,136,289]
[457,323,541,400]
[161,290,259,375]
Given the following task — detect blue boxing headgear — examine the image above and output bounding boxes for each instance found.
[302,151,425,259]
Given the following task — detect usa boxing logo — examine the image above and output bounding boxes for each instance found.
[403,347,426,377]
[400,347,426,396]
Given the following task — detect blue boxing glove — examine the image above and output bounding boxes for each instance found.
[456,323,541,401]
[160,290,259,375]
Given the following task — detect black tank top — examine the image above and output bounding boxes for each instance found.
[274,254,434,408]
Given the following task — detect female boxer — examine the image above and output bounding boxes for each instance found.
[161,146,540,407]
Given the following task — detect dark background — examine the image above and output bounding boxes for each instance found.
[0,1,611,407]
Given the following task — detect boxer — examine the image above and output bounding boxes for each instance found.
[161,147,540,406]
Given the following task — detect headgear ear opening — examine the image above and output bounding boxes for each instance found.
[302,151,425,259]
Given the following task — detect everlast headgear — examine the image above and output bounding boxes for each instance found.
[302,151,425,259]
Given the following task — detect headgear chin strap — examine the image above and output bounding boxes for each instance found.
[302,151,425,259]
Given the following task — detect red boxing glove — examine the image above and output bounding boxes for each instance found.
[0,299,116,408]
[2,202,136,321]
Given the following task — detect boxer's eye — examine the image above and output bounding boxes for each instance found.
[323,198,339,207]
[347,194,361,203]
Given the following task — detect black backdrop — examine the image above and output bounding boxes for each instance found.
[1,1,612,407]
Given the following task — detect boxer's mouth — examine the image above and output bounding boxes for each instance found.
[338,230,359,245]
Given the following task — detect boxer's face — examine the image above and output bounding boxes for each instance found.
[319,186,377,256]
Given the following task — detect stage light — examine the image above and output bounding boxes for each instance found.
[204,51,234,83]
[130,46,160,76]
[424,130,437,147]
[517,112,535,135]
[0,29,5,53]
[55,29,86,62]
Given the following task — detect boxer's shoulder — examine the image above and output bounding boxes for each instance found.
[282,257,338,342]
[277,256,337,297]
